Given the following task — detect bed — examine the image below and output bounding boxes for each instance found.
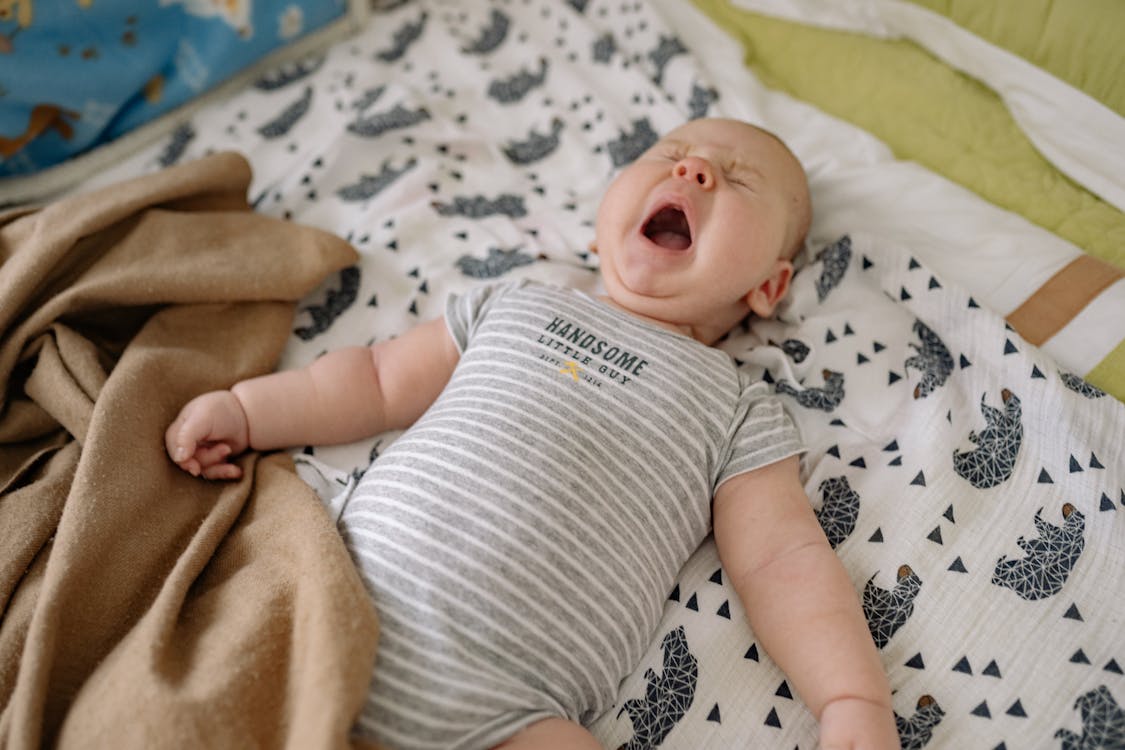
[2,0,1124,748]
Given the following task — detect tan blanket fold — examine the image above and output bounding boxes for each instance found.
[0,153,379,749]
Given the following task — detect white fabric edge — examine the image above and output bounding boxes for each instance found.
[1041,278,1125,376]
[0,1,370,209]
[732,0,1125,213]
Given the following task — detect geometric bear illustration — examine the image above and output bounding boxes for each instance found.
[862,565,923,649]
[775,369,846,412]
[814,234,851,302]
[616,626,698,750]
[904,319,953,399]
[1060,371,1108,399]
[456,246,537,278]
[815,475,860,549]
[294,266,360,340]
[896,695,946,750]
[953,389,1023,489]
[991,504,1086,601]
[1055,685,1125,750]
[768,337,810,363]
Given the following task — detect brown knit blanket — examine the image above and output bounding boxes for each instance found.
[0,153,379,749]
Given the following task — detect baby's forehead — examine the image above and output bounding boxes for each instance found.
[660,120,785,159]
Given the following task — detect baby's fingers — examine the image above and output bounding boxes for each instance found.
[201,462,243,481]
[193,442,233,467]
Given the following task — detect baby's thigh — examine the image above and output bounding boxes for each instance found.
[493,718,602,750]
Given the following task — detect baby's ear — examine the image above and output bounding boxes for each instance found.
[746,259,793,318]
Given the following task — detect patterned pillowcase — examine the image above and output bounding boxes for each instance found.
[0,0,364,200]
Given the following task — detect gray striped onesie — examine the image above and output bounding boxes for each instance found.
[340,280,803,749]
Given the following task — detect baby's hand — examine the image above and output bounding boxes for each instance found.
[165,390,250,480]
[819,696,900,750]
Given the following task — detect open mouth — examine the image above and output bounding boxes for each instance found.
[642,204,692,251]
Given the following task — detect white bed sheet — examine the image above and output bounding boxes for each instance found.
[86,1,1125,747]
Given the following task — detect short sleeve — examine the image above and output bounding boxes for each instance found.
[444,280,524,353]
[715,376,805,490]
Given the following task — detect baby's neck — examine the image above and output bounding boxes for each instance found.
[596,295,729,345]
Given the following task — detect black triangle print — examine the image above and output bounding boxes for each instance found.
[927,527,943,544]
[367,294,379,307]
[765,708,782,729]
[968,297,979,308]
[830,418,847,427]
[857,352,870,365]
[418,280,429,294]
[849,457,867,468]
[971,701,991,718]
[686,593,699,611]
[407,267,420,278]
[1101,493,1116,511]
[943,505,956,522]
[454,231,469,240]
[386,239,399,251]
[827,445,841,458]
[953,656,972,674]
[668,584,680,602]
[889,456,903,466]
[911,471,926,486]
[745,644,760,661]
[1037,469,1053,483]
[948,557,968,573]
[844,323,855,336]
[826,329,837,343]
[1004,339,1018,355]
[884,440,899,452]
[994,744,1007,750]
[1031,365,1045,379]
[906,653,925,669]
[983,660,1001,678]
[776,681,793,699]
[408,300,419,316]
[862,256,874,270]
[716,600,731,619]
[709,569,723,585]
[909,257,921,270]
[763,369,775,384]
[869,528,884,543]
[929,277,942,289]
[1106,659,1123,675]
[1071,649,1090,664]
[874,341,886,353]
[1007,700,1027,718]
[1063,604,1083,621]
[1090,453,1104,469]
[707,704,721,723]
[1069,456,1083,473]
[900,287,912,301]
[959,354,972,369]
[889,371,902,385]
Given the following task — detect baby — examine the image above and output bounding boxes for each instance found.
[166,118,899,750]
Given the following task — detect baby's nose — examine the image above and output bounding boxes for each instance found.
[672,156,715,189]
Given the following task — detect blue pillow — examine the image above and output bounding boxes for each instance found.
[0,0,357,177]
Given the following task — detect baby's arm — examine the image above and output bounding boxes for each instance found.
[165,317,460,479]
[713,456,899,749]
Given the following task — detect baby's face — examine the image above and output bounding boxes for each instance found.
[594,118,810,341]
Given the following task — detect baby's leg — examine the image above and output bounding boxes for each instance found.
[493,718,603,750]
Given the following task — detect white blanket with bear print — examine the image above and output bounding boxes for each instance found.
[87,0,1125,747]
